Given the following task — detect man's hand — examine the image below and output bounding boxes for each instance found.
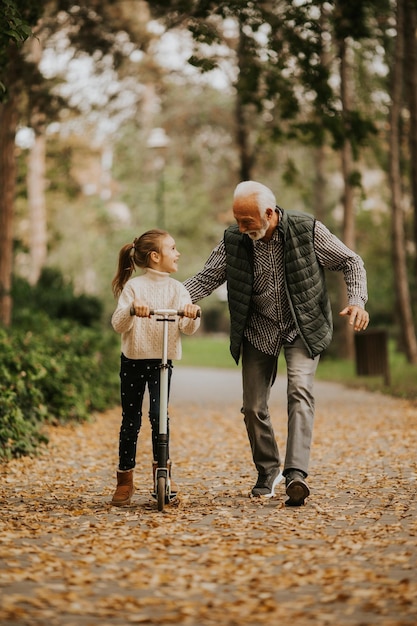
[339,305,370,332]
[182,303,201,319]
[130,300,150,317]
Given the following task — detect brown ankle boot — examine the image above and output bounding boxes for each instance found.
[111,469,135,506]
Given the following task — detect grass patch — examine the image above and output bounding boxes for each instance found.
[180,334,417,402]
[318,341,417,401]
[180,334,235,369]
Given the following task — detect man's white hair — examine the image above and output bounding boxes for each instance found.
[233,181,276,216]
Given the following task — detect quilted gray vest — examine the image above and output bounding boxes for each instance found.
[224,210,333,363]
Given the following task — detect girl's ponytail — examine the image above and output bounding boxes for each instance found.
[111,243,136,297]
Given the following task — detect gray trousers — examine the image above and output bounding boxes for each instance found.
[241,337,320,478]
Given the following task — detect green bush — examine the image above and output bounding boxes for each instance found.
[0,268,120,459]
[0,395,48,458]
[12,268,103,328]
[0,317,120,461]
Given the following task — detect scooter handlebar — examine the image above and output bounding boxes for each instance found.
[130,307,201,318]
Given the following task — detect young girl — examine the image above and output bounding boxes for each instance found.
[110,229,201,506]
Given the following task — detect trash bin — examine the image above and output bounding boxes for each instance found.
[354,329,390,386]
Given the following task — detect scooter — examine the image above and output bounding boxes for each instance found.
[151,308,177,512]
[130,306,200,511]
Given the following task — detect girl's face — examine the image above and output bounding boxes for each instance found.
[155,234,180,273]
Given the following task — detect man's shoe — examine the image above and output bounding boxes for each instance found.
[251,468,283,498]
[285,470,310,506]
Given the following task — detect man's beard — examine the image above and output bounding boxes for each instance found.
[247,217,269,241]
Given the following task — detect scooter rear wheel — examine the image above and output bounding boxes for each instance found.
[157,475,166,511]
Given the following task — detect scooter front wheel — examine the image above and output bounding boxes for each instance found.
[157,475,166,511]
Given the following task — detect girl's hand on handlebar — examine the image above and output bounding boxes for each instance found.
[130,300,151,317]
[183,303,201,320]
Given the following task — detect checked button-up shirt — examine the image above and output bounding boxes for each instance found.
[184,212,368,357]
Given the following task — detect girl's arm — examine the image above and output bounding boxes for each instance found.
[111,283,137,333]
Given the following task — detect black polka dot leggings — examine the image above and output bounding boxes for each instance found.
[118,354,173,471]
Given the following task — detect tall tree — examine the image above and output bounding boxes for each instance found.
[26,33,48,285]
[333,2,364,357]
[388,0,417,364]
[0,0,151,323]
[0,45,20,325]
[149,0,382,358]
[149,1,335,182]
[0,0,40,326]
[404,0,417,290]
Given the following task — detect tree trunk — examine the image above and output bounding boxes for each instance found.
[235,93,252,181]
[338,37,356,359]
[389,0,417,364]
[0,48,19,326]
[312,145,327,222]
[235,27,254,181]
[27,127,47,285]
[313,6,331,225]
[404,0,417,297]
[25,31,48,286]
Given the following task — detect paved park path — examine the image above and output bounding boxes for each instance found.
[1,367,416,626]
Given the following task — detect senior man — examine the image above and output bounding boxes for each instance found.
[184,181,369,506]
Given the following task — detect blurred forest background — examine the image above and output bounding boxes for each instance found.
[1,0,417,457]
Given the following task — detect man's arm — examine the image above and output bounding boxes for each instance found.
[314,221,370,331]
[183,240,227,304]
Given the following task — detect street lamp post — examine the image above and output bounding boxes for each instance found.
[147,127,170,229]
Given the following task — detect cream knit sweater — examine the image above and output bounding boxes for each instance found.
[111,268,200,360]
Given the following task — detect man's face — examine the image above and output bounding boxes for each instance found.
[233,194,270,240]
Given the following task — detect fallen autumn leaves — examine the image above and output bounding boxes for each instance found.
[0,370,416,626]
